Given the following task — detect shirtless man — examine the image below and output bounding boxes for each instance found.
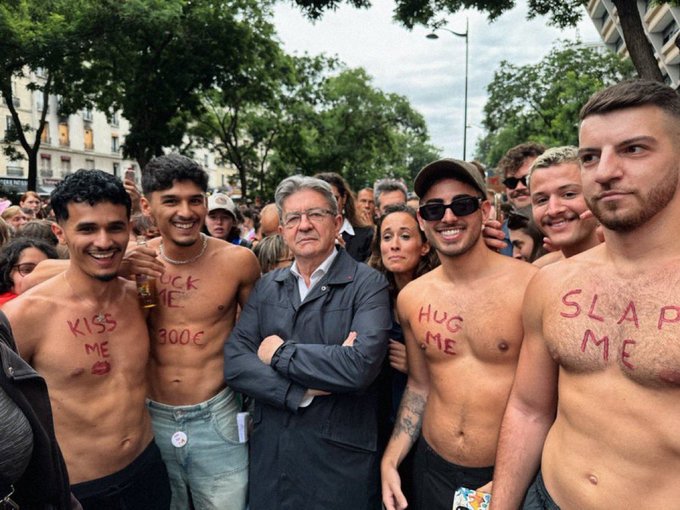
[529,146,601,267]
[491,80,680,509]
[138,154,260,510]
[381,159,537,510]
[3,169,170,509]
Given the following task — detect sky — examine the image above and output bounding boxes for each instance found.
[273,0,602,160]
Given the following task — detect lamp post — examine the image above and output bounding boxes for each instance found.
[427,17,469,160]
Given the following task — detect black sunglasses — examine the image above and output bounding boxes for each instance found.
[419,196,482,221]
[502,175,528,189]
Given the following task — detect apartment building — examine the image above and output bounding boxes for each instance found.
[1,70,237,195]
[587,0,680,88]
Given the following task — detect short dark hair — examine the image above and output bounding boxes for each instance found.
[580,79,680,122]
[141,154,208,194]
[51,169,131,223]
[0,238,59,293]
[497,142,546,179]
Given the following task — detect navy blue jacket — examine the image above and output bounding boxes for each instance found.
[225,248,391,510]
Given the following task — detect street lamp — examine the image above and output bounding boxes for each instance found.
[427,18,469,160]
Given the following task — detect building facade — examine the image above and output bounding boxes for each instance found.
[587,0,680,88]
[1,70,237,195]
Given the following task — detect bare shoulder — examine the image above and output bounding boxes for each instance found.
[208,237,260,277]
[492,252,539,289]
[398,267,444,313]
[533,250,564,268]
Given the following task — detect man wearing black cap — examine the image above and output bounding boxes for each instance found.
[381,159,537,510]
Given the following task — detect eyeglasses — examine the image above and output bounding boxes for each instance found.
[503,175,529,189]
[12,263,38,277]
[419,196,482,221]
[282,208,334,228]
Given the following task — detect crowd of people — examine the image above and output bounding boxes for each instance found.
[1,78,679,510]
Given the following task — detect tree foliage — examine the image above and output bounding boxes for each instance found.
[191,55,439,200]
[189,53,333,200]
[0,0,91,190]
[291,0,667,83]
[476,41,634,167]
[70,0,280,170]
[266,66,439,198]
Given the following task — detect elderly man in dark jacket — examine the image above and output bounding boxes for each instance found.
[225,175,391,510]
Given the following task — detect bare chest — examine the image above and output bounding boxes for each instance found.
[37,305,149,381]
[544,278,680,387]
[150,268,237,348]
[408,294,523,363]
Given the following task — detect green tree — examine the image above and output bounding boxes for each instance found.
[0,0,90,190]
[189,54,335,200]
[476,41,634,167]
[267,66,439,197]
[291,0,666,84]
[70,0,280,171]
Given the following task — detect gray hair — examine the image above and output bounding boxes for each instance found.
[373,178,408,208]
[274,175,338,221]
[529,146,579,186]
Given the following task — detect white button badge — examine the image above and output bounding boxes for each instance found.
[171,431,188,448]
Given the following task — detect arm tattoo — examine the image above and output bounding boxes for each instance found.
[391,387,426,445]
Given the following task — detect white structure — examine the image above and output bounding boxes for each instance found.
[1,70,237,195]
[587,0,680,88]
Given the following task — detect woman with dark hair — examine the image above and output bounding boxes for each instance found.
[0,238,59,305]
[368,204,439,498]
[315,172,374,262]
[507,209,546,263]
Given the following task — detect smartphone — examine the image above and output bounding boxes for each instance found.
[124,169,135,182]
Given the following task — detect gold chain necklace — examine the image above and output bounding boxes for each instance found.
[159,233,208,265]
[62,273,109,325]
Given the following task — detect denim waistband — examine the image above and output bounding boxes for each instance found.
[146,386,236,421]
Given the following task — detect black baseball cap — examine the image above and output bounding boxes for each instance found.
[414,158,487,198]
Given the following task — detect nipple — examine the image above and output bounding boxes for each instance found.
[588,474,598,485]
[498,341,509,351]
[420,343,427,350]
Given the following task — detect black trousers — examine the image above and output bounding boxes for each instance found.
[522,471,561,510]
[412,436,493,510]
[71,441,171,510]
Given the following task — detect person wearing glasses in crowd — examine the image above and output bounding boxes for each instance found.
[0,238,58,306]
[225,175,391,510]
[381,159,537,510]
[485,143,546,256]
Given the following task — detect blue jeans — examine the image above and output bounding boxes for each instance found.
[147,387,248,510]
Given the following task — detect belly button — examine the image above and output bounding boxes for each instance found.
[498,342,509,351]
[588,474,598,485]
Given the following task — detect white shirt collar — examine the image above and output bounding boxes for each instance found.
[290,248,339,301]
[339,217,355,236]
